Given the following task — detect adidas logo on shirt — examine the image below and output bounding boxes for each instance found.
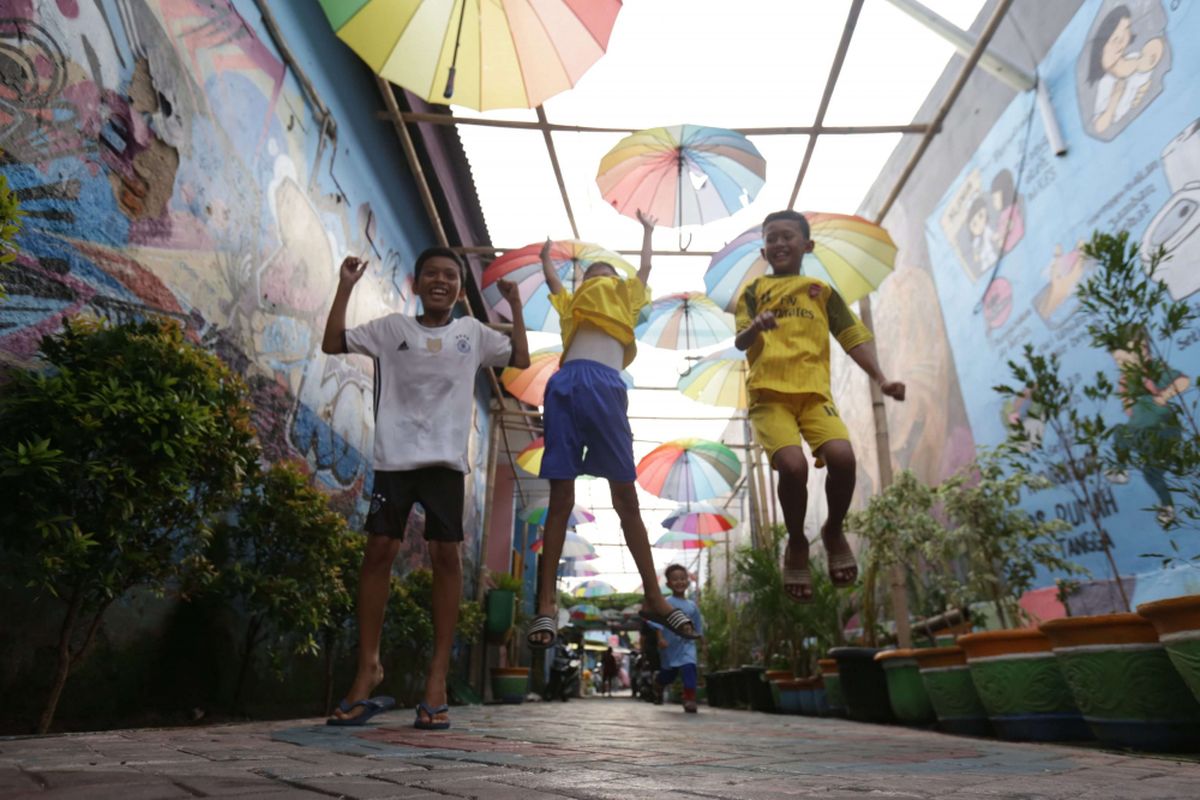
[397,340,409,351]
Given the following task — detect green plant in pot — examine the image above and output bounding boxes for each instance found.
[486,571,530,703]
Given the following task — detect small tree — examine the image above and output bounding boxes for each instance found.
[212,462,354,714]
[0,163,24,299]
[933,451,1086,628]
[1075,231,1199,558]
[845,471,946,646]
[0,318,259,733]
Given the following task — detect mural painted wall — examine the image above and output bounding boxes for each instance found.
[0,0,494,586]
[924,0,1200,584]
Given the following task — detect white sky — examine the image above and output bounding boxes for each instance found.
[456,0,987,592]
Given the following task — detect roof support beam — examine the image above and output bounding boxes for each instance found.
[537,105,580,239]
[787,0,865,209]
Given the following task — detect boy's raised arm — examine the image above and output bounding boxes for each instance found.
[846,342,905,401]
[322,256,367,354]
[635,209,656,284]
[540,238,565,296]
[497,279,531,368]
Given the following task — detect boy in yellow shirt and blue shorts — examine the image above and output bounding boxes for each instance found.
[735,210,905,602]
[525,211,700,647]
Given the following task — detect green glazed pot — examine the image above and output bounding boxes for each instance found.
[913,646,991,737]
[876,649,936,725]
[818,658,845,716]
[489,666,529,704]
[1137,595,1200,706]
[959,630,1090,742]
[1042,614,1200,752]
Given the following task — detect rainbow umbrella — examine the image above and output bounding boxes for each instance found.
[483,241,636,331]
[501,346,634,406]
[636,438,741,502]
[653,531,721,550]
[596,125,766,228]
[572,580,616,598]
[558,558,599,578]
[521,500,595,527]
[704,214,898,312]
[635,293,734,351]
[319,1,621,111]
[569,602,602,622]
[515,437,546,476]
[530,530,598,560]
[676,348,748,409]
[661,502,737,535]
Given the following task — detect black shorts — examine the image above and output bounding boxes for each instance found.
[364,467,464,542]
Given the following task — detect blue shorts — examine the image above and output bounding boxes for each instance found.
[540,360,636,482]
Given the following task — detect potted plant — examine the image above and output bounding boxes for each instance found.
[874,649,935,726]
[486,571,529,703]
[817,658,845,716]
[910,646,991,736]
[1136,595,1200,705]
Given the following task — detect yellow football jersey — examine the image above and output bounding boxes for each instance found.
[551,276,650,368]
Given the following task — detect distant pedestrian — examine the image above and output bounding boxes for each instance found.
[600,646,618,697]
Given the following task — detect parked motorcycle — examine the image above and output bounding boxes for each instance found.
[630,650,659,703]
[544,639,582,702]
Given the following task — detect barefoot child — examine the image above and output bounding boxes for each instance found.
[322,248,529,728]
[734,210,905,602]
[525,211,699,647]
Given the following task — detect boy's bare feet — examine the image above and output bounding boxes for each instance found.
[782,539,813,602]
[332,662,385,721]
[821,522,858,587]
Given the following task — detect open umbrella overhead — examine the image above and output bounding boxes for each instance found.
[704,213,898,312]
[661,502,737,535]
[653,531,721,550]
[319,0,622,111]
[572,580,616,598]
[530,530,597,560]
[521,499,595,527]
[558,558,599,578]
[501,346,634,406]
[569,602,602,621]
[636,438,741,502]
[635,292,734,351]
[597,125,766,228]
[483,240,636,331]
[515,436,546,476]
[676,347,748,409]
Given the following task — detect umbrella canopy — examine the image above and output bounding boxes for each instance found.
[558,558,599,578]
[653,531,721,550]
[568,602,603,622]
[636,438,741,502]
[676,347,748,409]
[521,499,595,527]
[530,530,597,560]
[515,436,546,476]
[635,292,734,351]
[572,579,616,598]
[661,502,737,535]
[704,214,898,312]
[501,345,634,406]
[320,0,622,111]
[596,125,766,228]
[483,240,636,331]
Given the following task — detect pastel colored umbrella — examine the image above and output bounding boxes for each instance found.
[572,580,616,598]
[653,531,720,550]
[558,558,599,578]
[636,438,741,502]
[501,345,634,406]
[635,292,735,351]
[483,241,636,331]
[596,125,766,228]
[676,347,748,409]
[515,436,546,476]
[661,502,737,535]
[319,0,622,111]
[704,214,898,312]
[530,530,597,560]
[521,500,595,527]
[569,602,602,621]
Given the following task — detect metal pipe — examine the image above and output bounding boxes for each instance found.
[1036,79,1068,156]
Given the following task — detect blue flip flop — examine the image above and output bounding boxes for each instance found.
[326,695,396,726]
[413,701,451,730]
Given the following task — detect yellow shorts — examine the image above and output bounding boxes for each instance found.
[748,389,849,464]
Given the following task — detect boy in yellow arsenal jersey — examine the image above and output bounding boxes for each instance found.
[525,210,700,649]
[735,210,905,602]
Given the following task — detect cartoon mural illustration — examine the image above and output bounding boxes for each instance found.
[1141,117,1200,299]
[939,166,1027,283]
[1076,0,1170,141]
[1032,242,1090,327]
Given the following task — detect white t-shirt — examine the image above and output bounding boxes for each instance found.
[345,314,511,472]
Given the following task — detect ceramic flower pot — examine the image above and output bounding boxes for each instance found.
[1136,594,1200,705]
[484,589,516,644]
[1041,613,1200,752]
[489,666,529,704]
[875,649,936,725]
[772,679,805,714]
[912,646,991,737]
[958,629,1090,742]
[765,669,793,711]
[818,658,845,716]
[829,647,894,724]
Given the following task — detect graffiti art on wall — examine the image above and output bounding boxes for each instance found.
[0,2,490,562]
[924,0,1200,581]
